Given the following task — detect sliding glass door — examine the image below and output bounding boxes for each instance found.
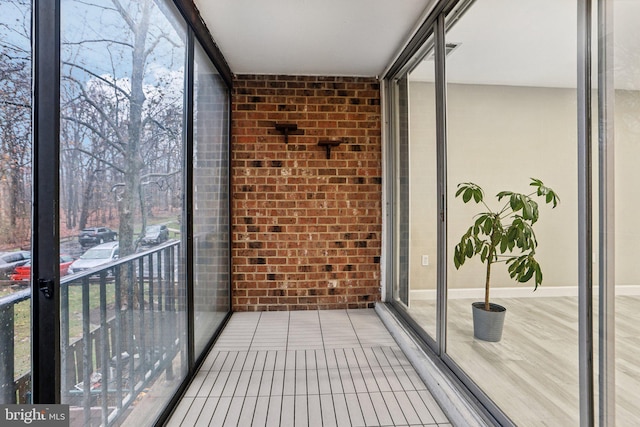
[385,0,640,424]
[0,0,32,405]
[59,1,191,424]
[0,0,231,424]
[193,40,231,357]
[603,0,640,423]
[390,34,439,342]
[444,1,579,425]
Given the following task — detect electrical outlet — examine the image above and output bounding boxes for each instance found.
[421,255,429,266]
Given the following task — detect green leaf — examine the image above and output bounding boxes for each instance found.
[530,178,543,187]
[499,235,508,253]
[463,188,473,203]
[483,217,494,234]
[535,264,543,288]
[465,241,474,257]
[520,266,535,282]
[497,191,512,201]
[481,245,488,262]
[510,194,524,212]
[523,200,533,219]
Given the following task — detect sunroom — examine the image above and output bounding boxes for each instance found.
[0,0,638,426]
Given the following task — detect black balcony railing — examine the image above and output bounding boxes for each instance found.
[0,240,184,427]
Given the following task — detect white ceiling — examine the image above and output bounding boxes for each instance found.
[194,0,640,89]
[194,0,434,77]
[409,0,640,90]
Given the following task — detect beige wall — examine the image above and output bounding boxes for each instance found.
[408,82,640,293]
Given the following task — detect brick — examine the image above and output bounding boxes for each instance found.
[232,74,381,312]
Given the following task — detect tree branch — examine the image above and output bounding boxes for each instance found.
[111,0,136,33]
[63,39,134,49]
[62,61,131,99]
[62,146,125,174]
[0,100,30,109]
[61,115,125,157]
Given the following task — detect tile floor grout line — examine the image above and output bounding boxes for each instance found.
[372,346,415,424]
[345,309,366,350]
[249,350,269,427]
[331,347,356,426]
[309,348,326,427]
[286,313,297,426]
[341,346,375,426]
[245,318,269,425]
[362,345,410,426]
[221,348,257,426]
[273,349,287,427]
[349,346,396,426]
[175,397,196,427]
[315,310,333,427]
[250,311,264,351]
[383,346,441,424]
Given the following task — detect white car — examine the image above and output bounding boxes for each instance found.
[68,241,119,275]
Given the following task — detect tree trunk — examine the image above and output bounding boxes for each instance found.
[79,169,96,230]
[484,254,492,311]
[116,0,152,308]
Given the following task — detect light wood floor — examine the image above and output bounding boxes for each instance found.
[409,296,640,426]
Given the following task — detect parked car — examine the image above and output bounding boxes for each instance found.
[10,255,75,281]
[140,224,169,245]
[78,226,118,247]
[0,251,31,280]
[68,242,119,275]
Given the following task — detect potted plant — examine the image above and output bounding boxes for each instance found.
[453,178,560,342]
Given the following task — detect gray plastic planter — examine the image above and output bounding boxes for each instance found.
[471,302,506,342]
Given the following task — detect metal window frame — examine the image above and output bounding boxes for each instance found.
[32,0,61,404]
[434,12,448,356]
[597,0,615,424]
[173,0,233,89]
[577,0,595,425]
[184,28,196,373]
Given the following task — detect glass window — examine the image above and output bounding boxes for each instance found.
[392,35,439,340]
[612,0,640,423]
[60,0,187,424]
[193,41,231,357]
[0,0,32,405]
[445,1,578,425]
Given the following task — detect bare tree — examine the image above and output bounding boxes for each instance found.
[60,0,184,257]
[0,0,31,246]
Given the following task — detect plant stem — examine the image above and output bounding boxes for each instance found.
[485,248,492,311]
[485,218,498,311]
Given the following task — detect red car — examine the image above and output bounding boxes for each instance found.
[10,255,75,281]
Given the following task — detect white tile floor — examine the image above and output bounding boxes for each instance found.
[167,309,451,427]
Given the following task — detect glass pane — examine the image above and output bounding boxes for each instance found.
[445,1,578,425]
[193,41,230,357]
[394,38,438,339]
[613,0,640,423]
[60,0,187,424]
[0,0,32,405]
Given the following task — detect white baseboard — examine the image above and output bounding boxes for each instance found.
[410,285,640,301]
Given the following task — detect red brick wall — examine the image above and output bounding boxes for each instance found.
[232,75,382,311]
